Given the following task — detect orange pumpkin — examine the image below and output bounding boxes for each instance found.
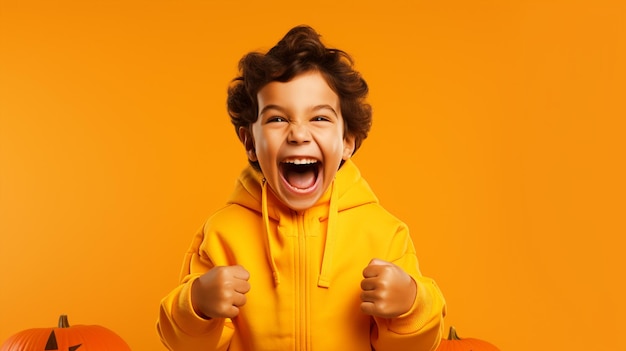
[436,326,500,351]
[0,315,131,351]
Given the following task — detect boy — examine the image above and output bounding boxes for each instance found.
[158,25,446,351]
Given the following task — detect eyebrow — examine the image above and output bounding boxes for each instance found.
[258,104,339,117]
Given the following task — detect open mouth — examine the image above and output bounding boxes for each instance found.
[280,158,320,190]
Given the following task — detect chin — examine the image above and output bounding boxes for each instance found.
[285,201,318,212]
[281,194,322,212]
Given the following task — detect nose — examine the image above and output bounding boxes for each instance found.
[287,123,311,144]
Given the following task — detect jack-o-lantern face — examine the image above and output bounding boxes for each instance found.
[45,330,82,351]
[0,315,130,351]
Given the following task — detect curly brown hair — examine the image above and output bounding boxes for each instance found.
[227,25,372,156]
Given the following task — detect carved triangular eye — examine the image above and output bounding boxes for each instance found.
[45,331,58,350]
[43,330,82,350]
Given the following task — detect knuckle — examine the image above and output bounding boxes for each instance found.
[215,304,230,317]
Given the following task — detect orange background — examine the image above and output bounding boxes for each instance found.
[1,1,625,350]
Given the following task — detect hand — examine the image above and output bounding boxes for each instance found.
[360,258,417,318]
[191,265,251,319]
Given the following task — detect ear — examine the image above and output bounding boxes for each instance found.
[342,133,356,160]
[238,126,257,162]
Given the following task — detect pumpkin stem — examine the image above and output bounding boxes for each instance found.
[448,326,462,340]
[58,315,70,328]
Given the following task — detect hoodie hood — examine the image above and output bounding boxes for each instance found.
[226,159,378,287]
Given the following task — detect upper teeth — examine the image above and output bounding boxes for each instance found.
[283,158,318,165]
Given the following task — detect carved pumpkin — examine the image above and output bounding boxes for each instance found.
[436,326,500,351]
[0,315,131,351]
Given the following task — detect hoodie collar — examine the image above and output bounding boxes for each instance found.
[227,159,378,287]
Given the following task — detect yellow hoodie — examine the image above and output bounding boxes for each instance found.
[158,160,446,351]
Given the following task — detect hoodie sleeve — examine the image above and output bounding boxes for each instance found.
[157,227,234,351]
[371,225,447,351]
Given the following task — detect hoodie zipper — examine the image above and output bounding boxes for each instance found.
[295,211,309,351]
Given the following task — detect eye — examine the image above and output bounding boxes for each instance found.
[267,116,287,123]
[312,116,331,122]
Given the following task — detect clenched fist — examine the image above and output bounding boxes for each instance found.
[191,265,251,319]
[360,258,417,318]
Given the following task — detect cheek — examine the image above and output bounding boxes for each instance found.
[250,127,271,158]
[252,136,281,171]
[329,134,347,157]
[254,139,273,160]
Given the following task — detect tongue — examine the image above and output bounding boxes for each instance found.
[286,169,316,189]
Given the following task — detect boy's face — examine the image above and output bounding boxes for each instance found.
[239,71,355,211]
